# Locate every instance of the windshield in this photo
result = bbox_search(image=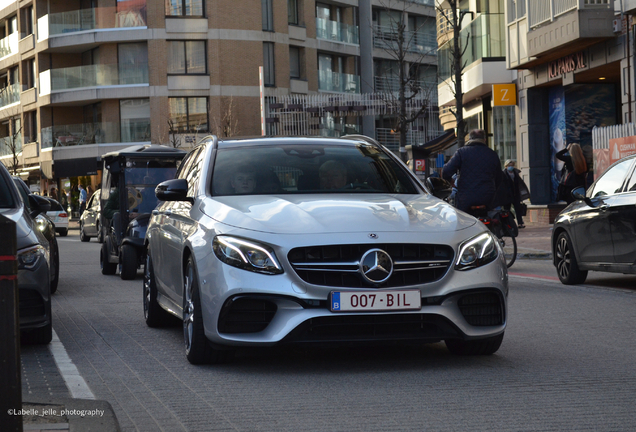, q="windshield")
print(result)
[123,160,179,213]
[212,144,419,196]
